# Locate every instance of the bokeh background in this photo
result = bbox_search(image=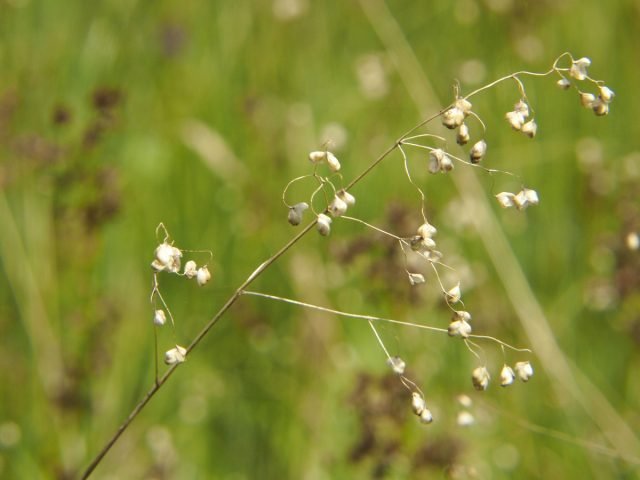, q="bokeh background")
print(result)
[1,0,639,478]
